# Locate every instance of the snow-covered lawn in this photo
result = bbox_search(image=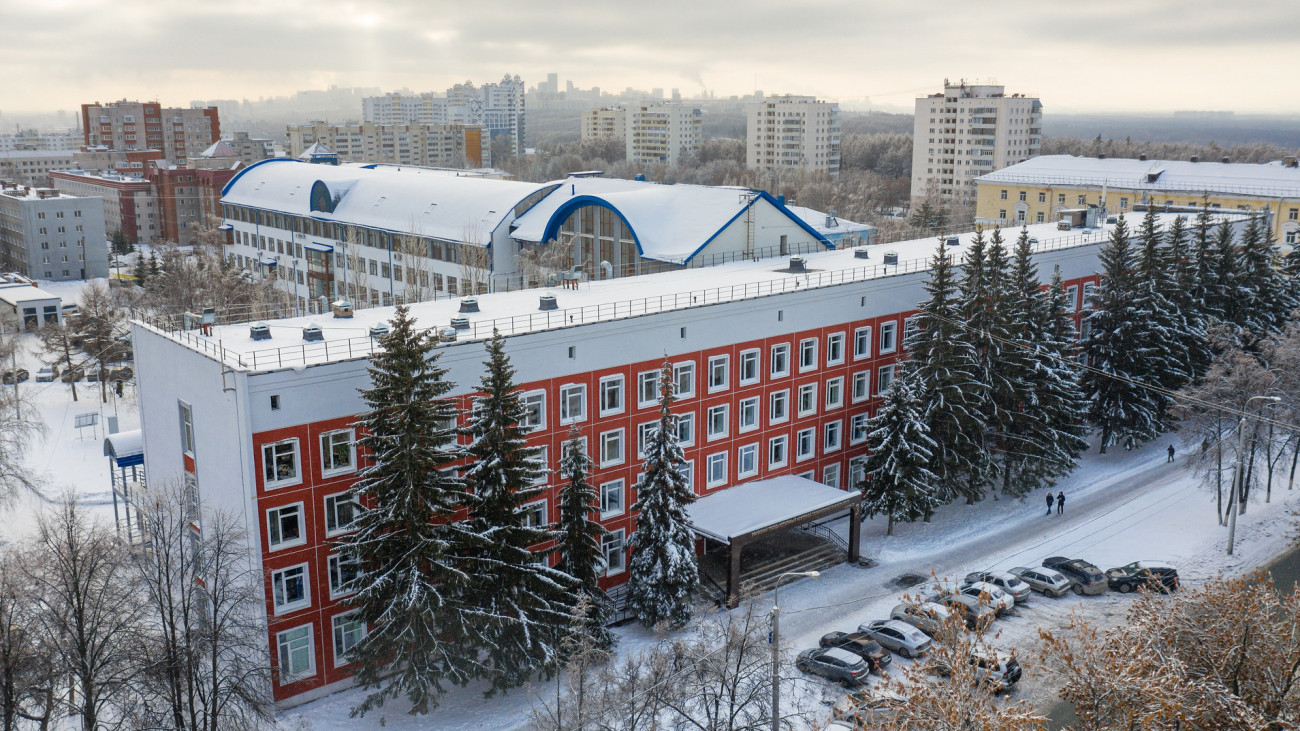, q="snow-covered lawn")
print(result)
[278,436,1300,730]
